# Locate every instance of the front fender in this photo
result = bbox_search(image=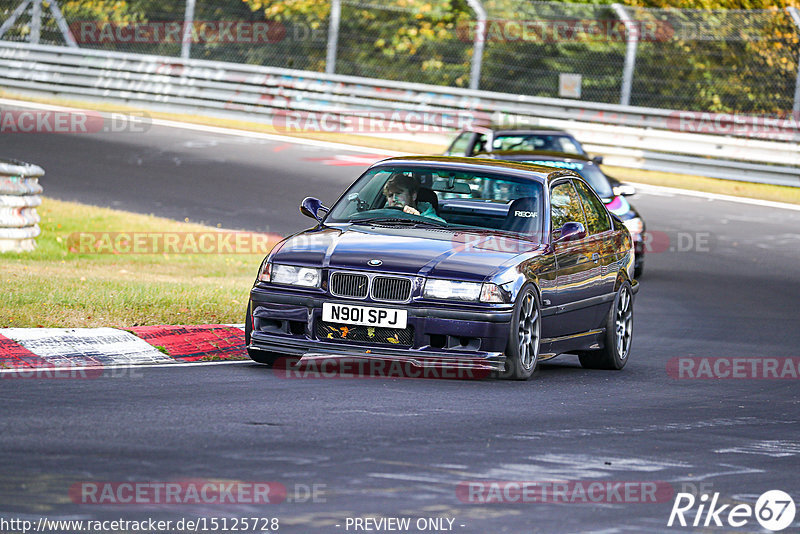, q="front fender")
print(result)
[491,253,554,304]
